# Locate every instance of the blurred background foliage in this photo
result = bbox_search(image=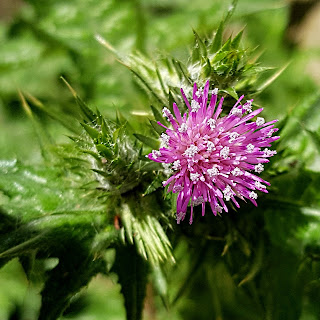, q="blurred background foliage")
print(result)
[1,0,320,319]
